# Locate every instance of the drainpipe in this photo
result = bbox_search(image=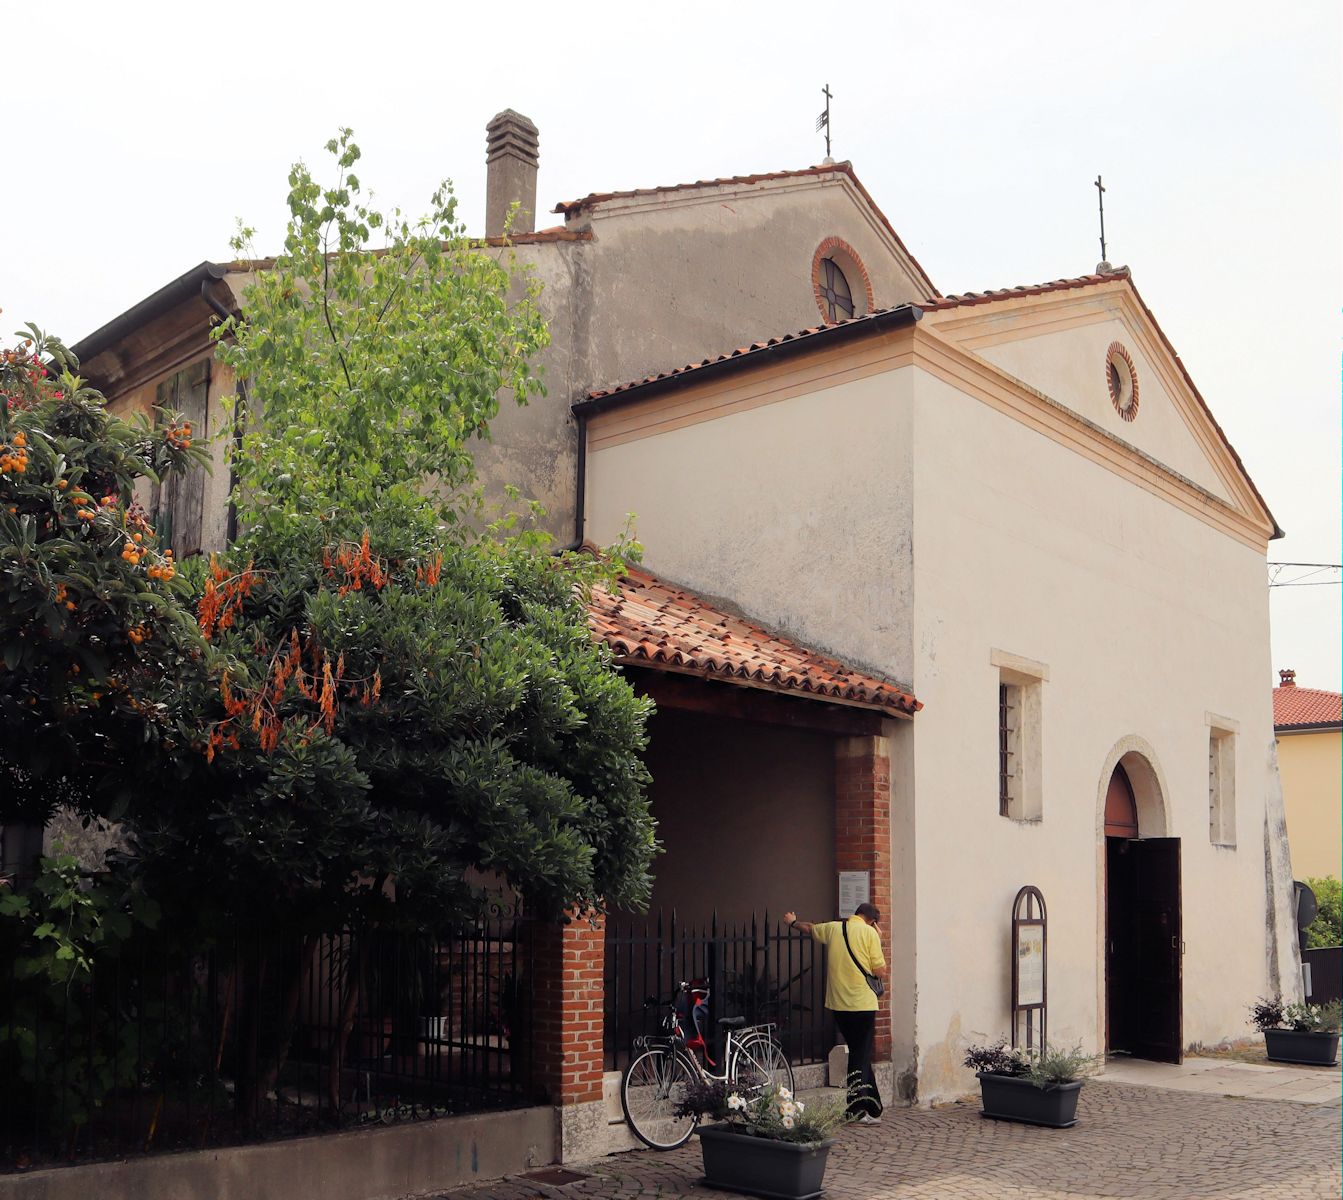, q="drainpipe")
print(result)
[556,409,588,553]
